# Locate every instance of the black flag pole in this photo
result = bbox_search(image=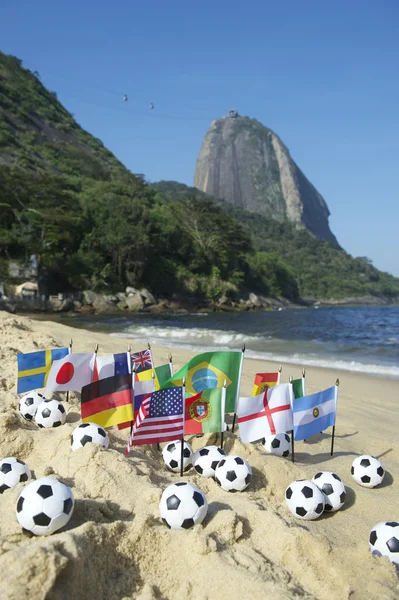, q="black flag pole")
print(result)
[331,379,339,456]
[289,375,295,461]
[180,377,186,477]
[232,344,245,434]
[65,338,72,403]
[221,379,227,450]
